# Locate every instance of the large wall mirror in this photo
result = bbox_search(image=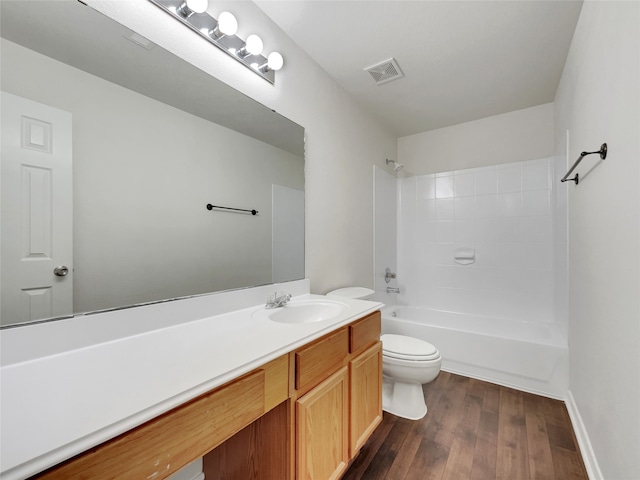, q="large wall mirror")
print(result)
[0,0,305,328]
